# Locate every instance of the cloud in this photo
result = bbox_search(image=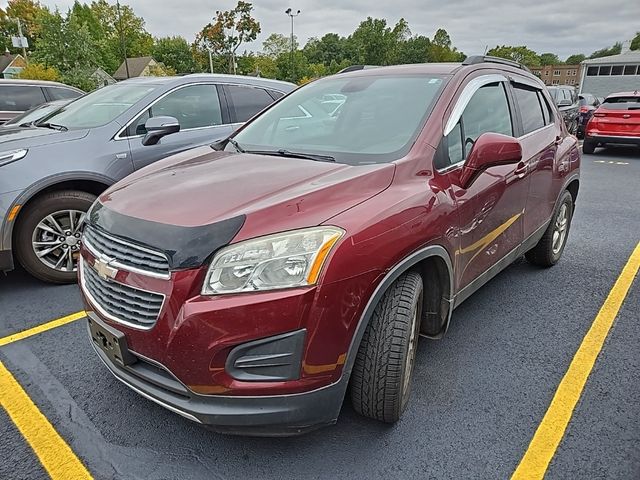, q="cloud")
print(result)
[7,0,639,60]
